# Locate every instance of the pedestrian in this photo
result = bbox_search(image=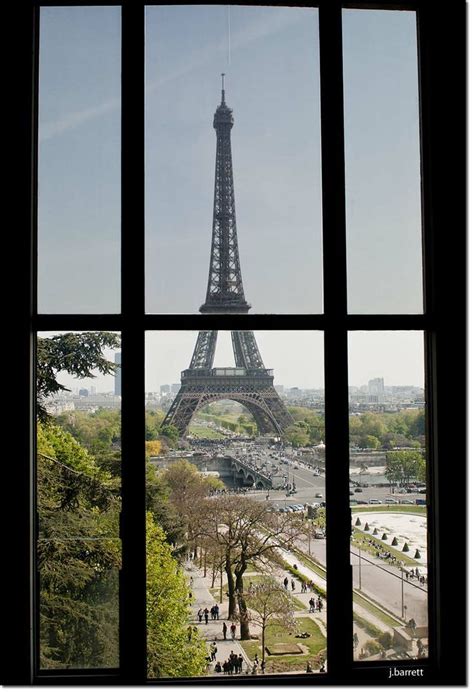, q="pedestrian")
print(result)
[260,660,266,674]
[238,653,244,673]
[320,664,326,673]
[188,591,193,600]
[204,607,209,624]
[317,597,323,612]
[251,662,258,675]
[291,579,295,592]
[197,608,203,623]
[223,660,229,675]
[283,577,289,590]
[210,605,216,620]
[187,625,192,642]
[309,597,315,613]
[210,642,217,661]
[306,661,313,673]
[190,576,193,587]
[222,622,227,640]
[214,661,222,673]
[215,604,220,620]
[230,622,236,640]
